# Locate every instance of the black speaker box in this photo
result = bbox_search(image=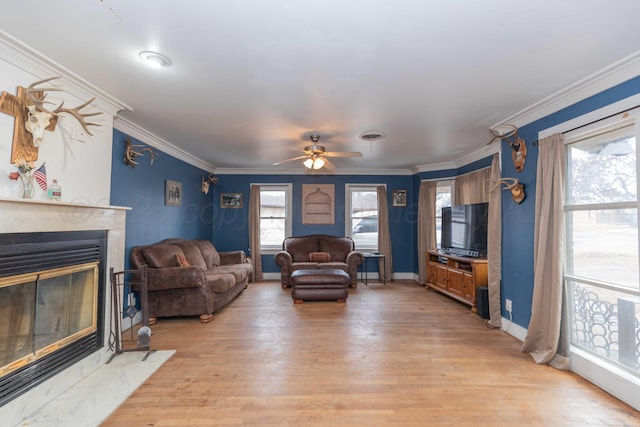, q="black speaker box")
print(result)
[477,286,489,319]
